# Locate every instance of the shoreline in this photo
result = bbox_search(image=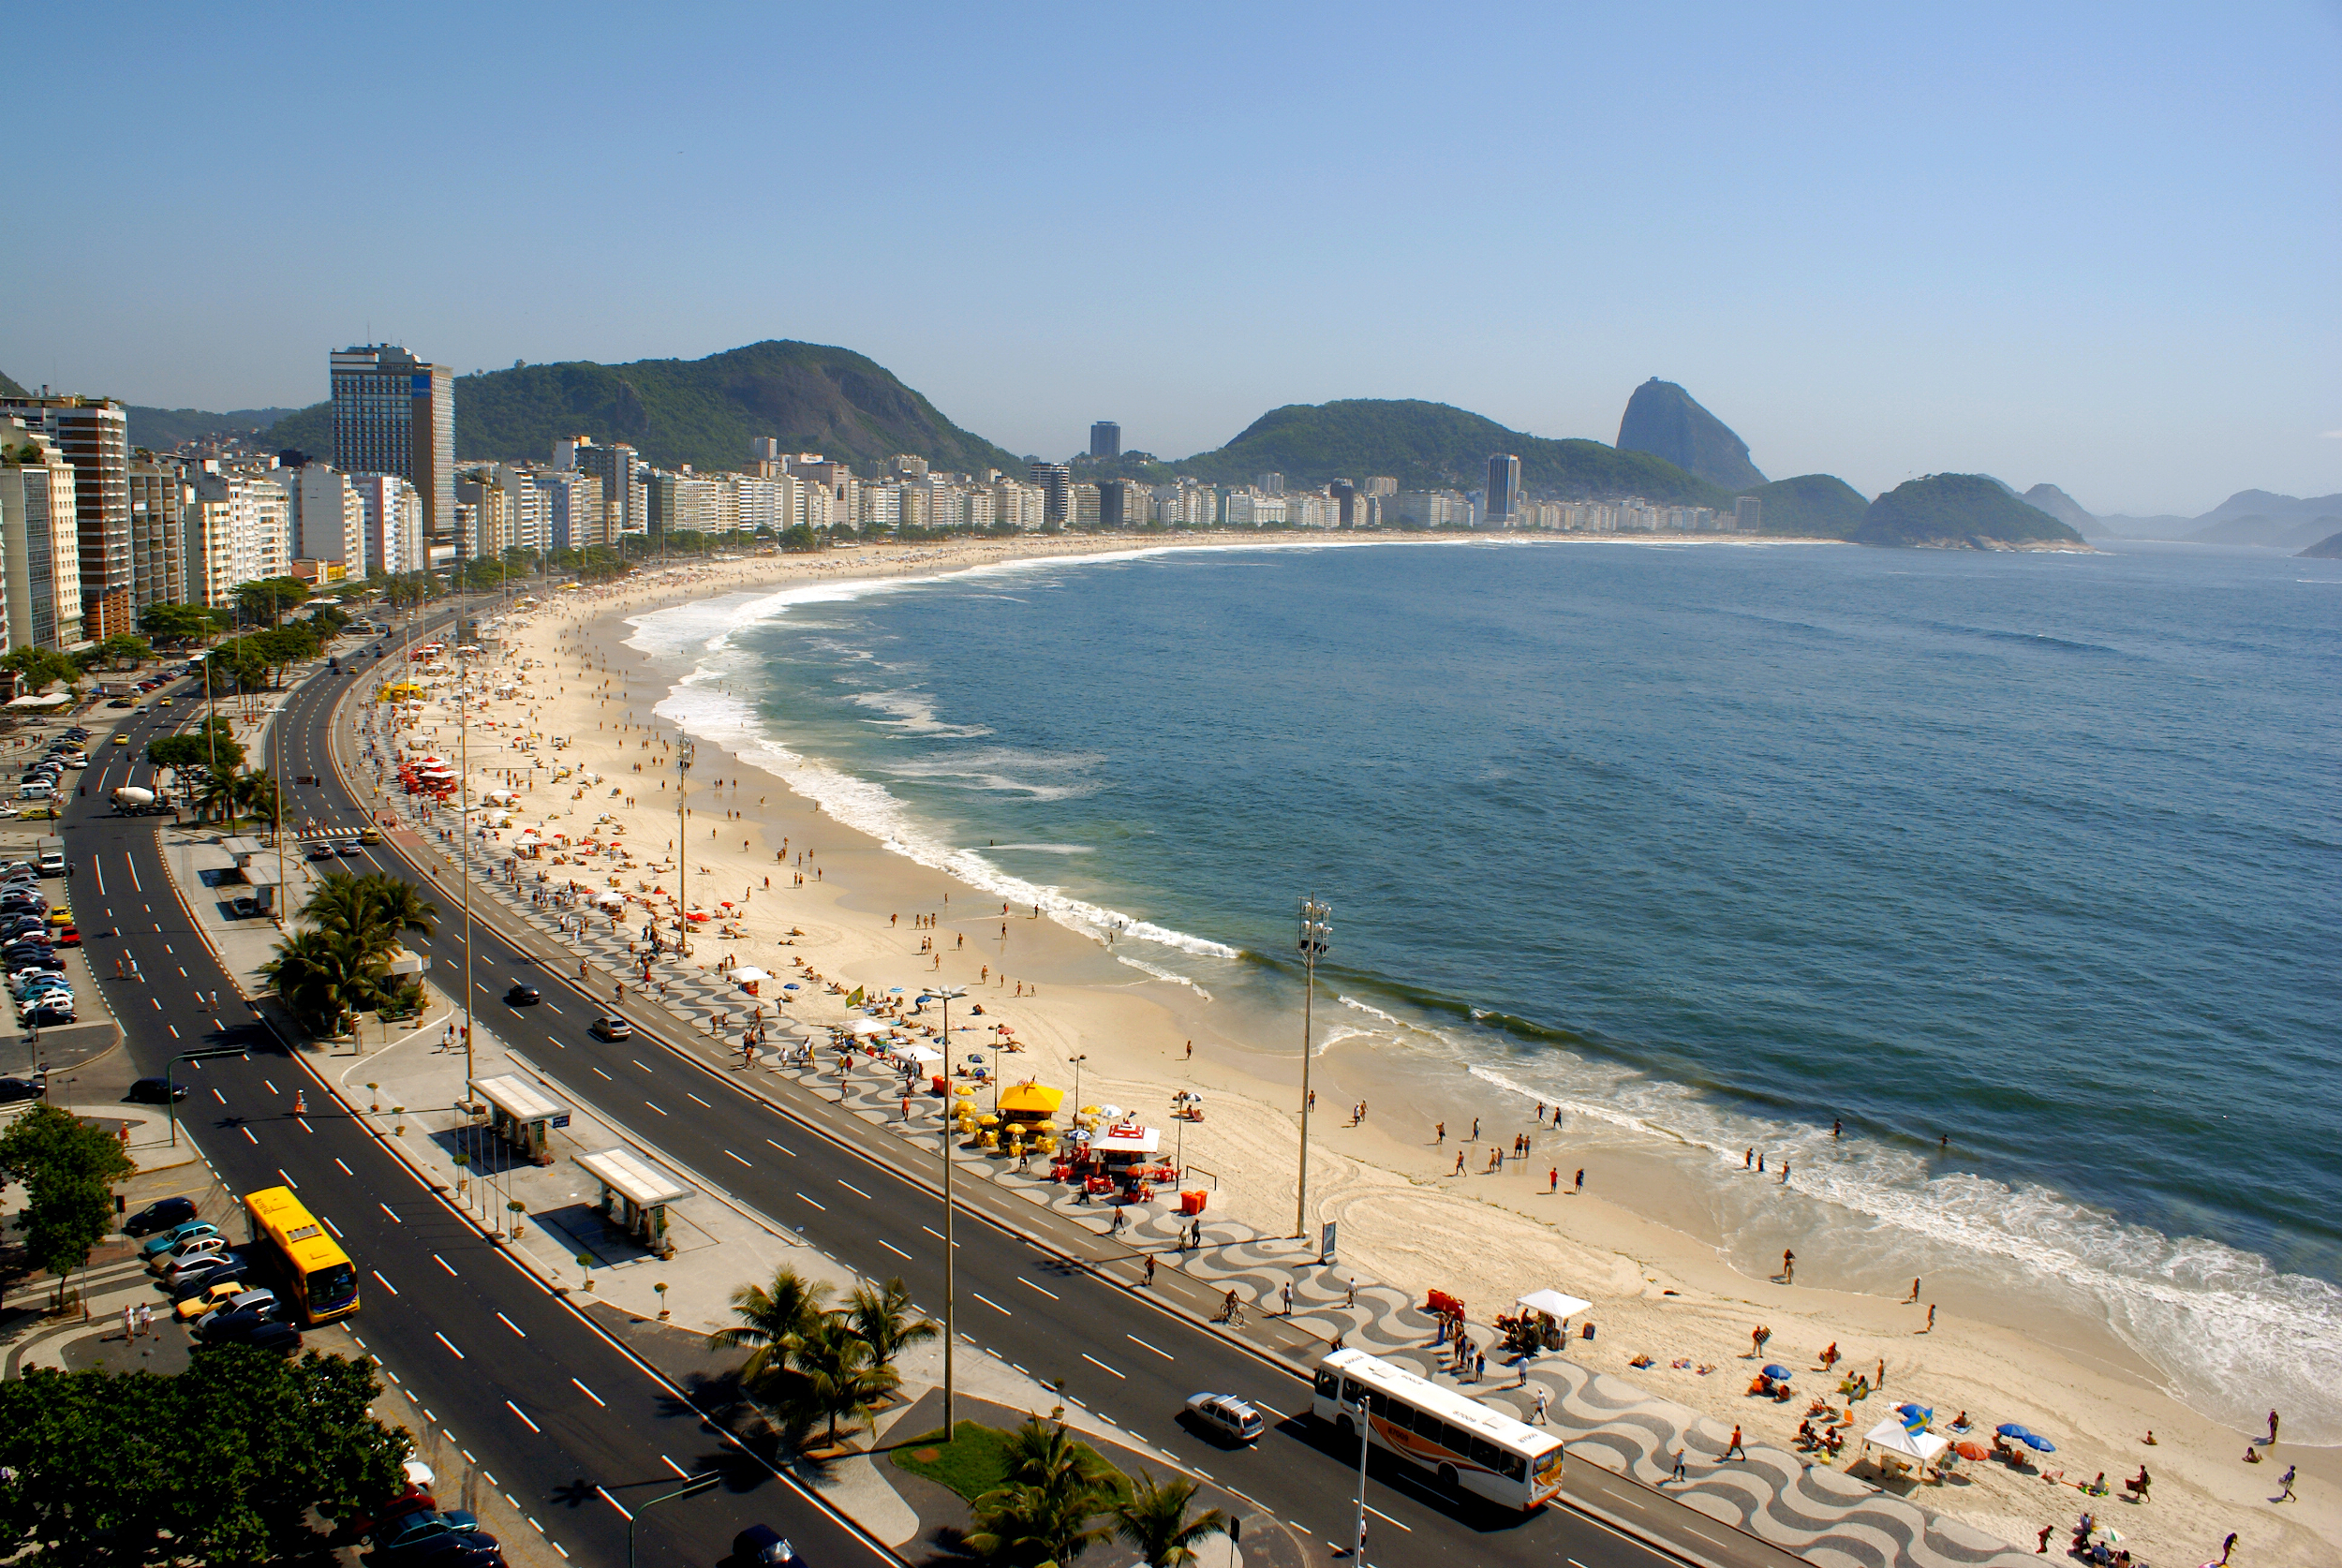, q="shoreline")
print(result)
[454,532,2333,1566]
